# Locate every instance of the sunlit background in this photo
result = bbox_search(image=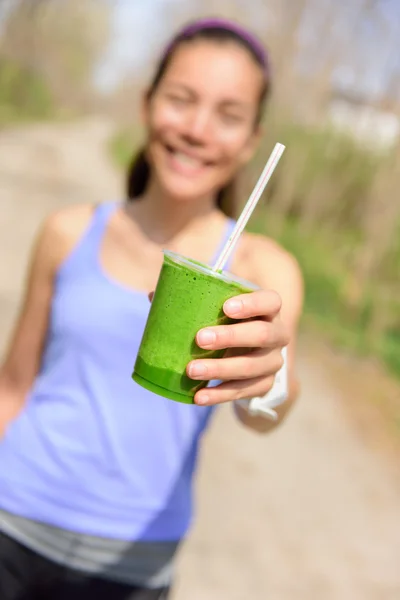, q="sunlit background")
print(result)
[0,1,399,598]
